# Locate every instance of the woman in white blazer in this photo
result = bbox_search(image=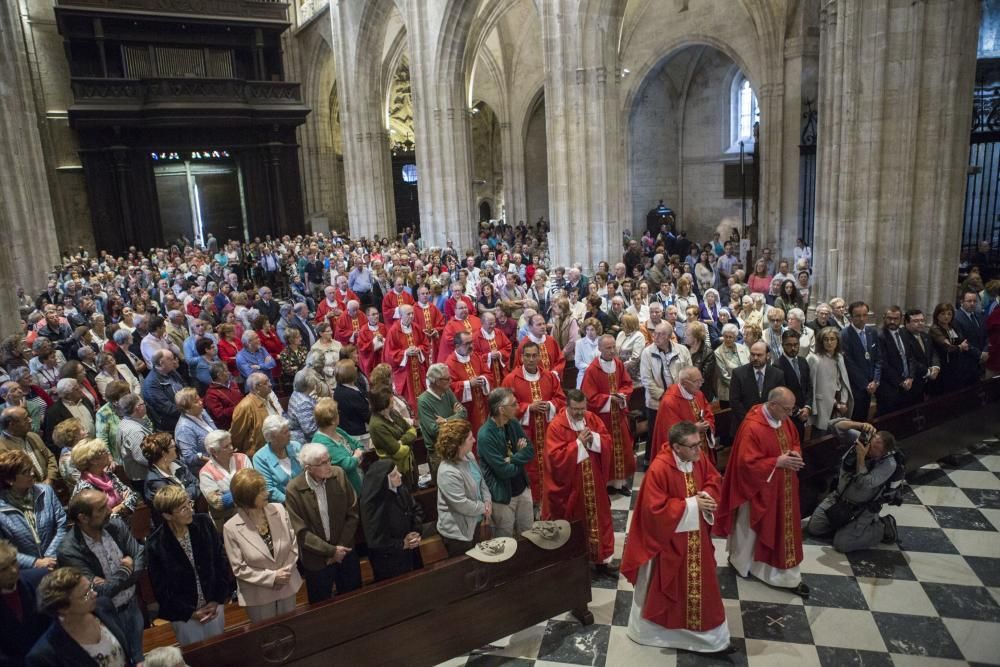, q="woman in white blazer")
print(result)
[223,468,303,623]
